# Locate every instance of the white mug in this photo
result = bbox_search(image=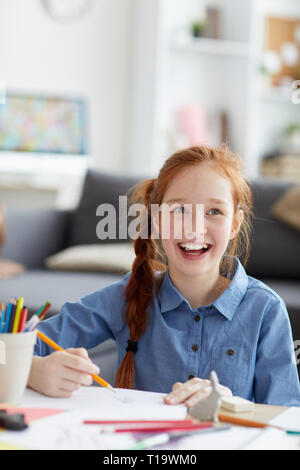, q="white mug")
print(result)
[0,331,37,404]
